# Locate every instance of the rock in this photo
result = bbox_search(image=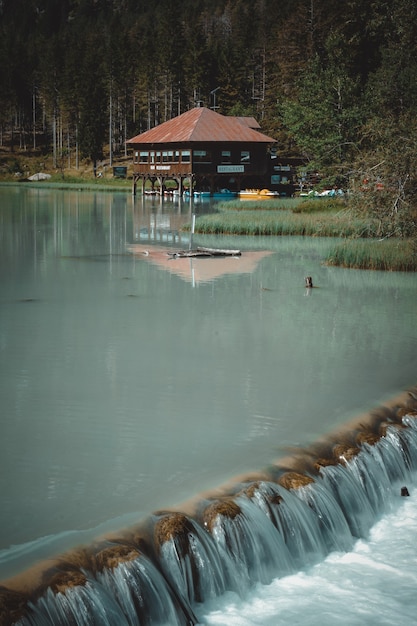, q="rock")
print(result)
[278,472,314,490]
